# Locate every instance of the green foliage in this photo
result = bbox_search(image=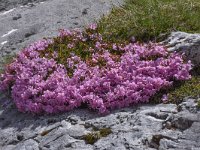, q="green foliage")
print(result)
[197,99,200,108]
[82,132,101,145]
[151,76,200,104]
[99,128,112,137]
[167,76,200,103]
[82,128,112,144]
[0,54,16,74]
[98,0,200,42]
